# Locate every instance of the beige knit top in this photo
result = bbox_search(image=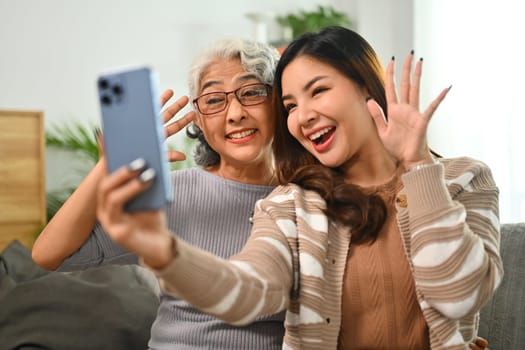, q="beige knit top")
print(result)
[155,157,503,350]
[339,170,430,349]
